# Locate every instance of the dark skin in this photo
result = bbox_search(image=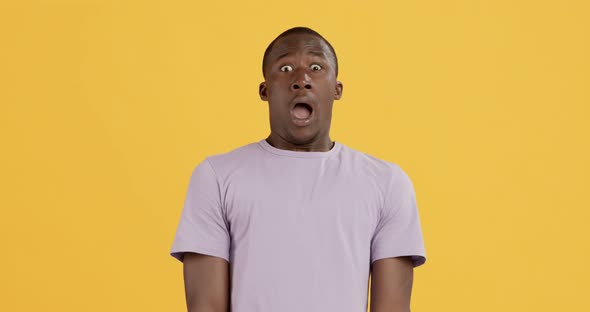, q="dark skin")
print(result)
[259,33,343,152]
[183,33,415,312]
[370,257,415,312]
[183,253,229,312]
